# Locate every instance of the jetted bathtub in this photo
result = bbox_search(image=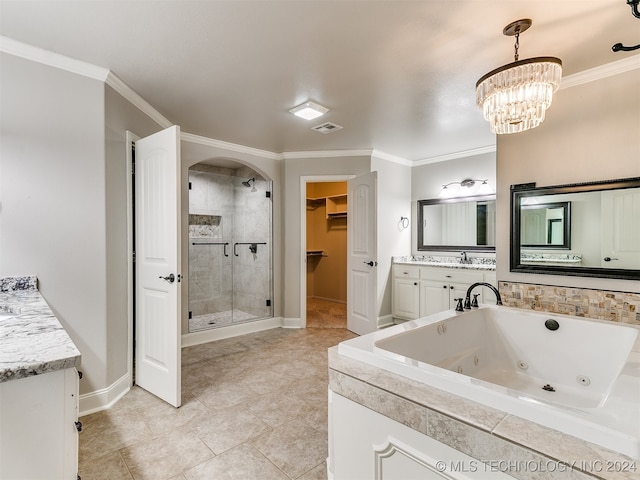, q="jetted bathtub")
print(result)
[338,305,640,459]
